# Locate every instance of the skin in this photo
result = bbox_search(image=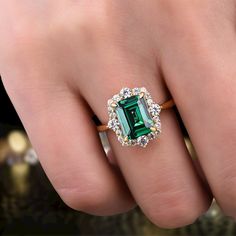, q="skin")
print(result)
[0,0,235,228]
